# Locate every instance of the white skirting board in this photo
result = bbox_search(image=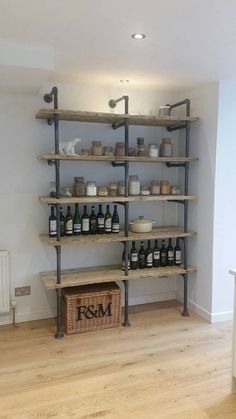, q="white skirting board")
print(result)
[0,250,10,314]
